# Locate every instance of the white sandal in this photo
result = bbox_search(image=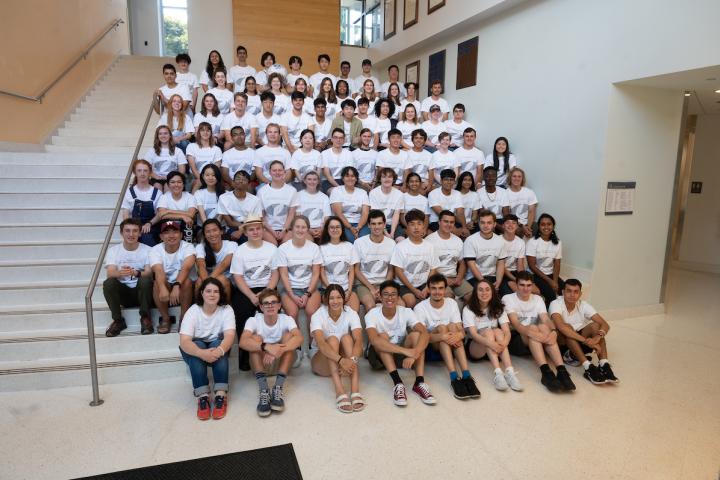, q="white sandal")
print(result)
[336,394,353,413]
[350,392,366,412]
